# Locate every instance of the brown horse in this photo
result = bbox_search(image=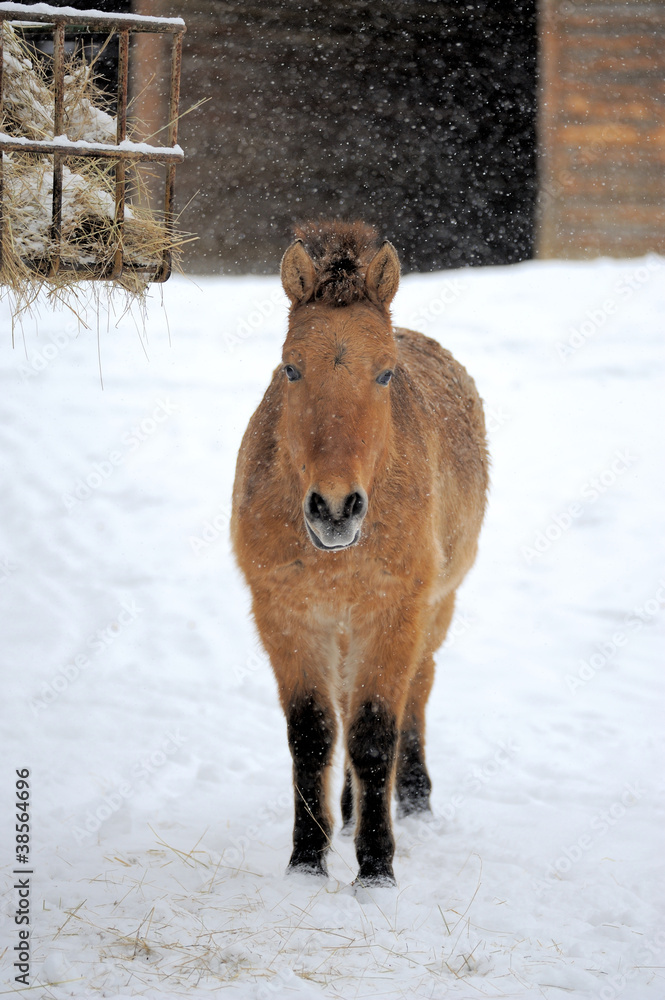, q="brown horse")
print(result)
[231,221,488,886]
